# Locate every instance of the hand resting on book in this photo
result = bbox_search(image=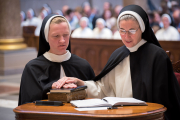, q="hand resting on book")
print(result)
[52,77,85,89]
[52,77,78,89]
